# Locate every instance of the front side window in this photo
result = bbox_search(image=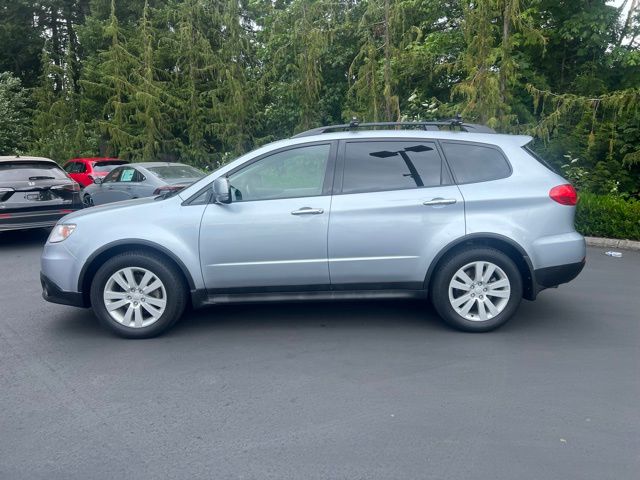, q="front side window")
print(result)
[441,142,511,184]
[103,168,122,183]
[342,141,443,194]
[228,144,330,202]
